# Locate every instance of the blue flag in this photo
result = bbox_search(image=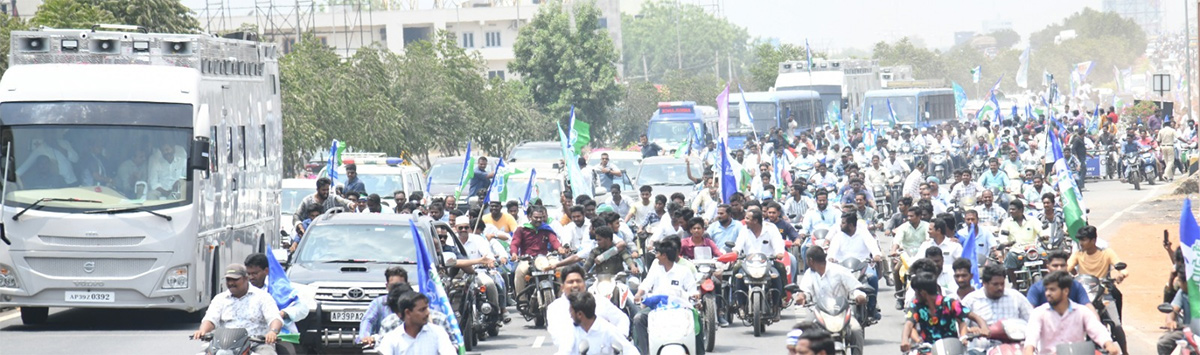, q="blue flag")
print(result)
[266,250,299,333]
[1011,105,1018,121]
[805,38,813,72]
[886,98,898,127]
[482,161,505,204]
[456,142,472,190]
[521,169,537,206]
[720,139,737,203]
[1179,199,1200,330]
[990,94,1001,124]
[958,225,982,289]
[952,82,967,118]
[411,223,466,354]
[326,139,340,181]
